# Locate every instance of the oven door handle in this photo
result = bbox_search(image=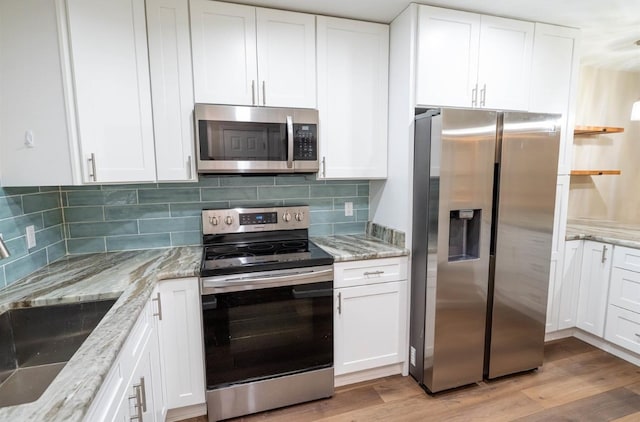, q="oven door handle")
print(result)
[201,267,333,294]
